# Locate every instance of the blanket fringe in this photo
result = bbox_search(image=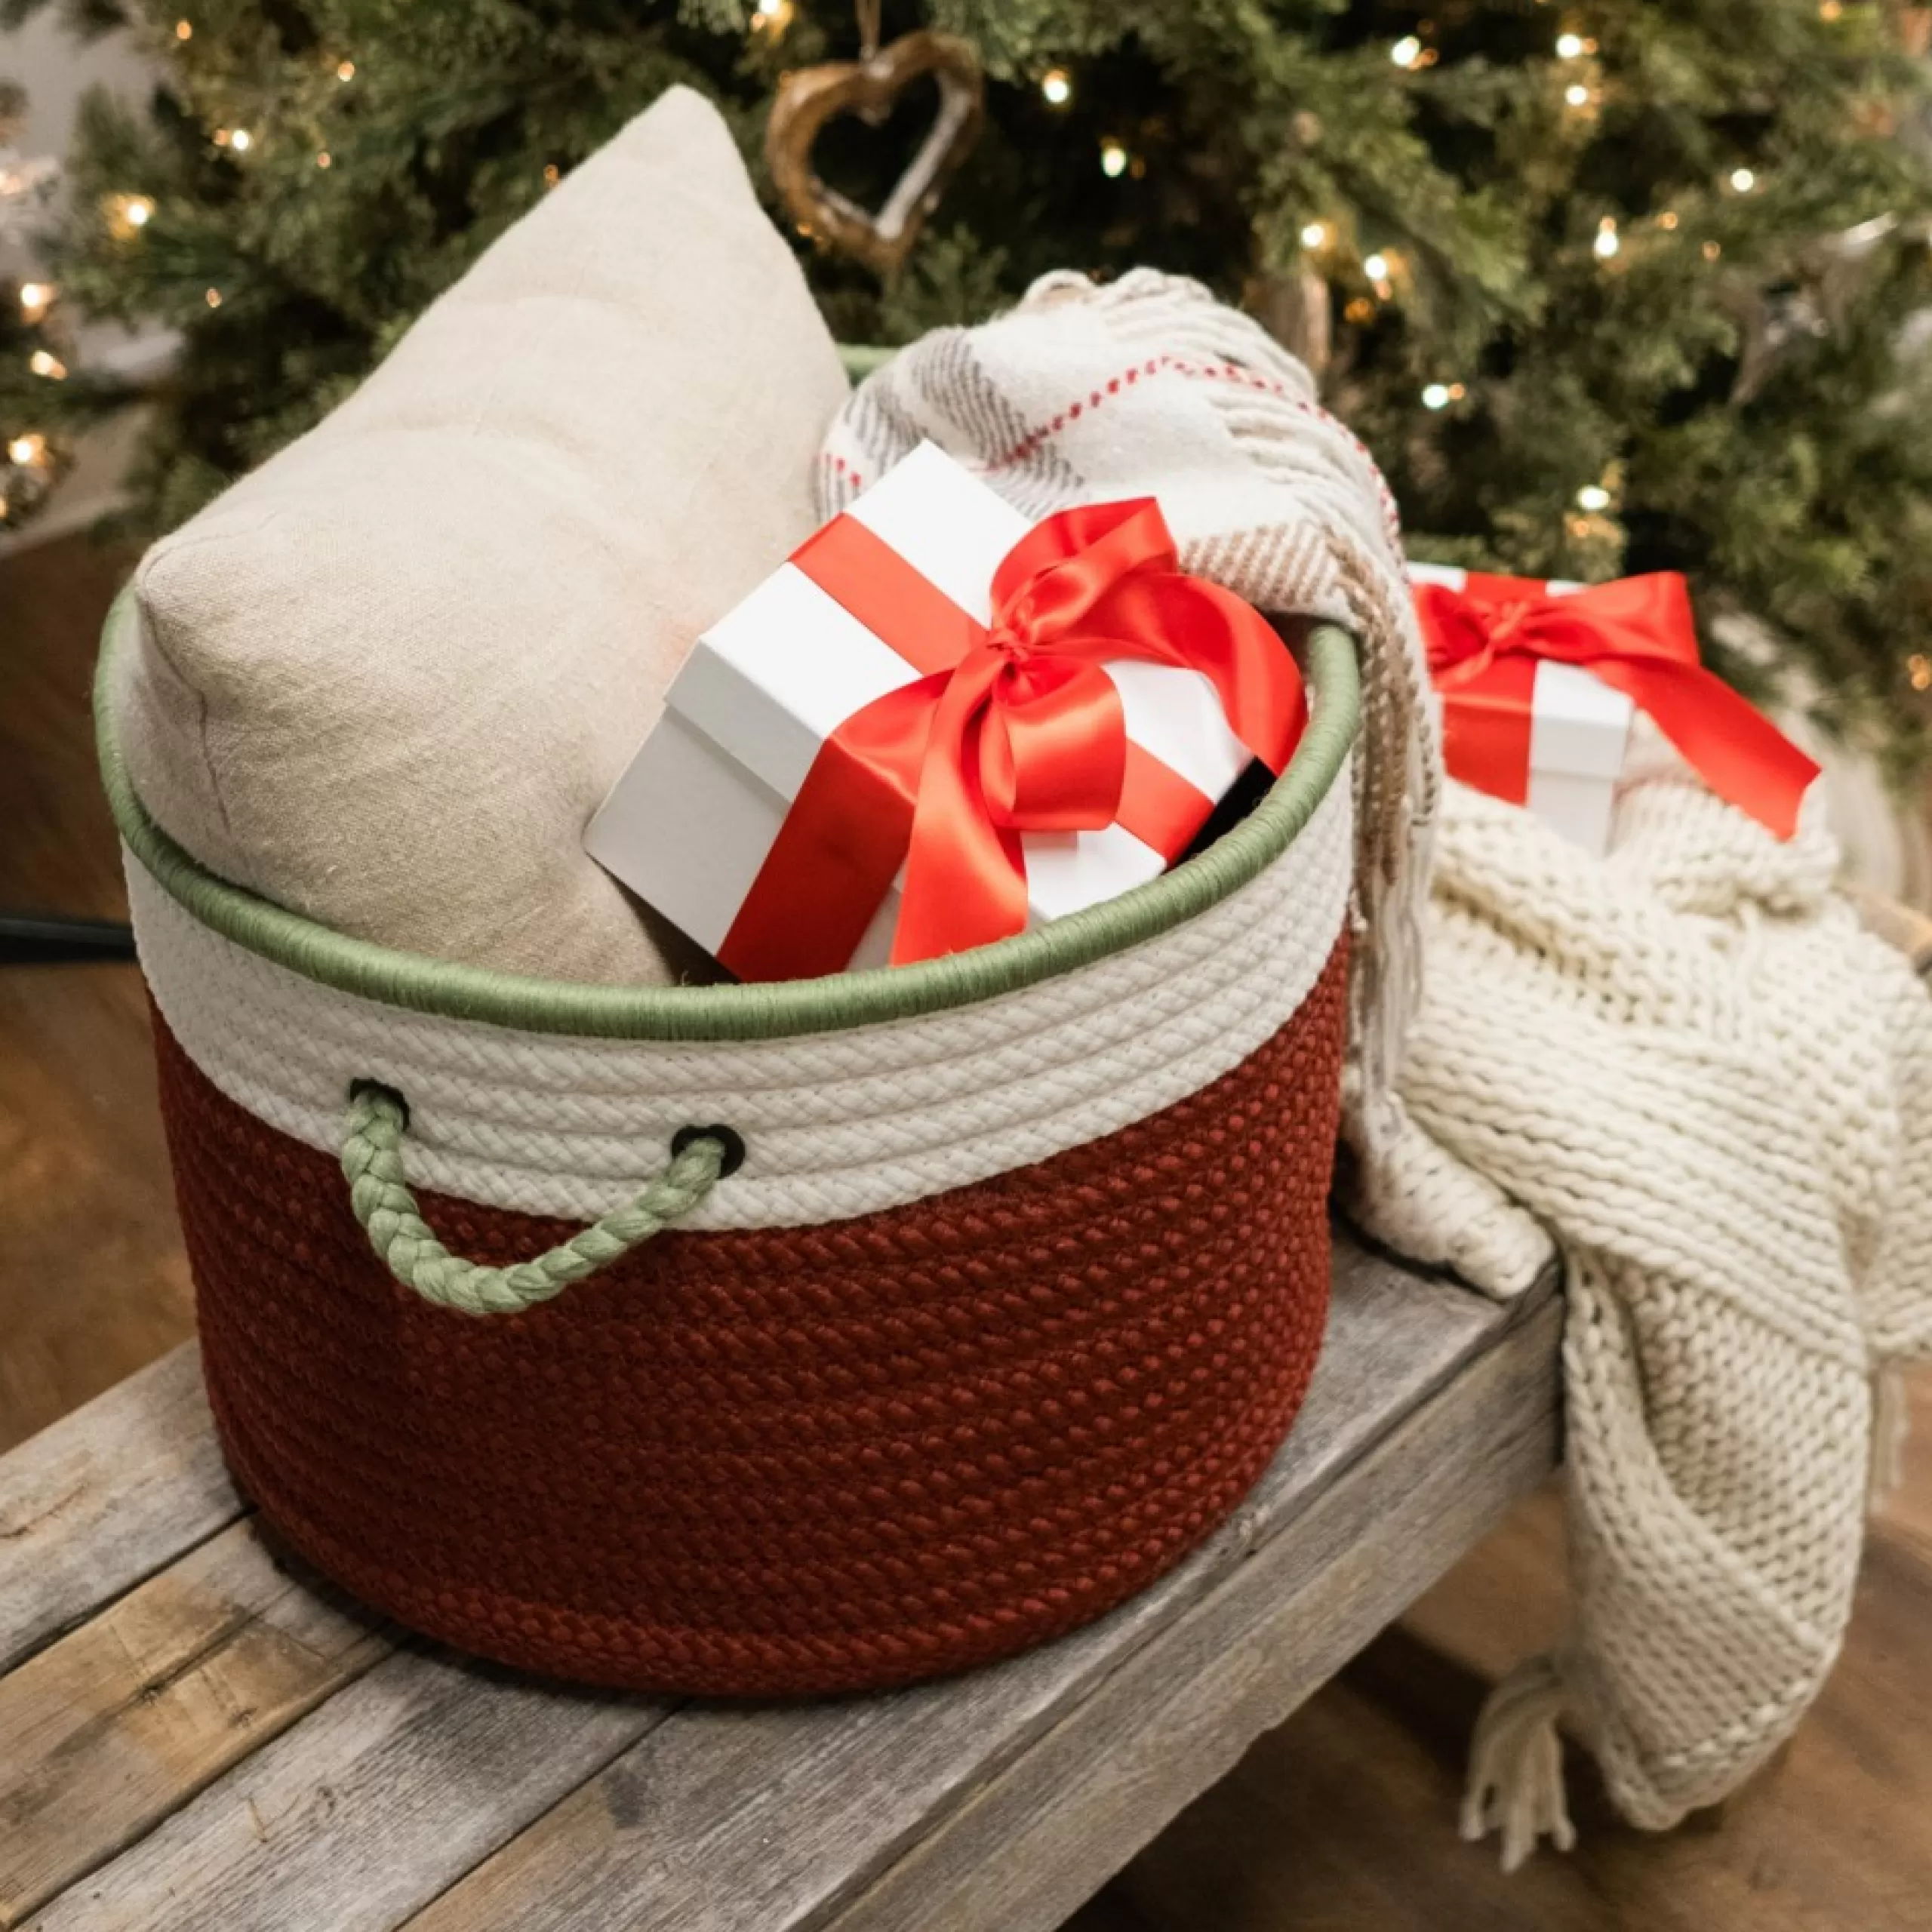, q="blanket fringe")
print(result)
[1461,1654,1577,1872]
[1869,1359,1912,1509]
